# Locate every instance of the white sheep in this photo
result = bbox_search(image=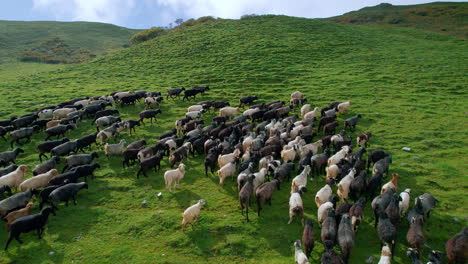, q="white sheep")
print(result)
[290,91,304,99]
[104,139,126,157]
[114,91,132,100]
[0,165,28,189]
[100,95,115,105]
[325,164,341,183]
[294,240,310,264]
[19,169,59,192]
[300,104,311,118]
[241,149,251,162]
[291,165,310,194]
[324,108,336,118]
[74,99,92,107]
[337,101,352,114]
[218,149,241,168]
[377,245,392,264]
[303,107,320,120]
[38,109,53,119]
[217,162,236,185]
[290,124,304,139]
[181,199,206,231]
[399,188,411,216]
[187,105,203,112]
[243,108,260,118]
[299,140,323,159]
[331,133,344,145]
[287,136,305,148]
[327,145,351,166]
[185,110,203,119]
[145,97,161,109]
[219,107,240,118]
[315,183,333,208]
[165,139,177,152]
[242,133,254,152]
[52,108,75,119]
[259,155,273,170]
[281,145,298,163]
[337,168,356,200]
[288,189,305,225]
[317,201,334,227]
[253,168,267,191]
[164,163,186,193]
